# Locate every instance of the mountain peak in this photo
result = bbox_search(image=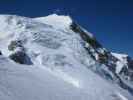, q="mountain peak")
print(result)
[0,14,133,100]
[34,14,72,29]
